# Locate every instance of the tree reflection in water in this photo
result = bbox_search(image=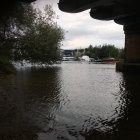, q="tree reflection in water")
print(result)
[0,66,62,140]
